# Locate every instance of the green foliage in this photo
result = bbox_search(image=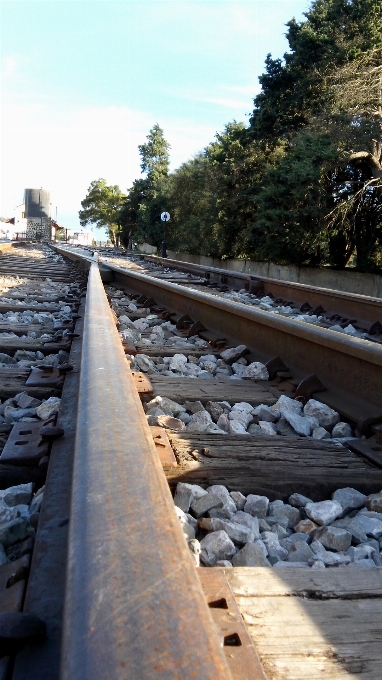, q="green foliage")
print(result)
[79,179,127,245]
[138,123,170,182]
[120,124,171,248]
[249,131,337,265]
[249,0,382,142]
